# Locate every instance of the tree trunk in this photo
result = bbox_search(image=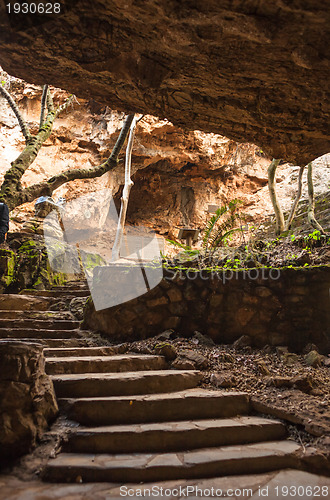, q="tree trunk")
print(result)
[307,162,326,234]
[285,165,304,230]
[111,115,138,261]
[39,85,49,130]
[0,108,56,209]
[268,158,285,234]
